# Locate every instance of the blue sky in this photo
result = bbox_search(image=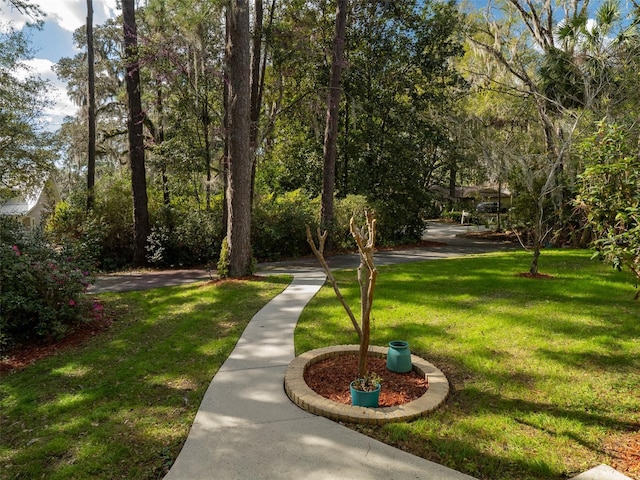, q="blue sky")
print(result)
[0,0,118,130]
